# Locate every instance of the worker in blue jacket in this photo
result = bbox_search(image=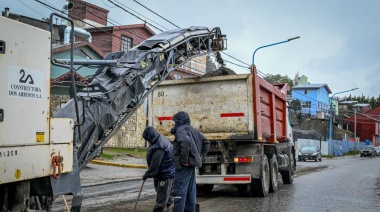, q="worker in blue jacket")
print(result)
[142,126,176,212]
[170,111,210,212]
